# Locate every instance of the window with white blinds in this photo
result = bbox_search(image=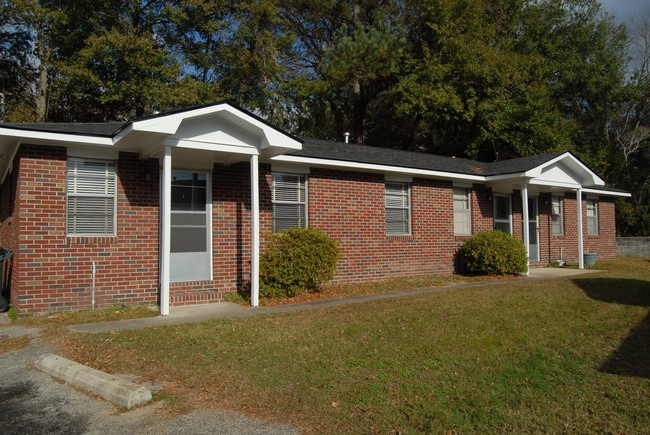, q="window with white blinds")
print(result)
[587,198,598,236]
[453,187,471,235]
[272,173,307,231]
[385,182,410,235]
[67,158,117,236]
[551,195,563,235]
